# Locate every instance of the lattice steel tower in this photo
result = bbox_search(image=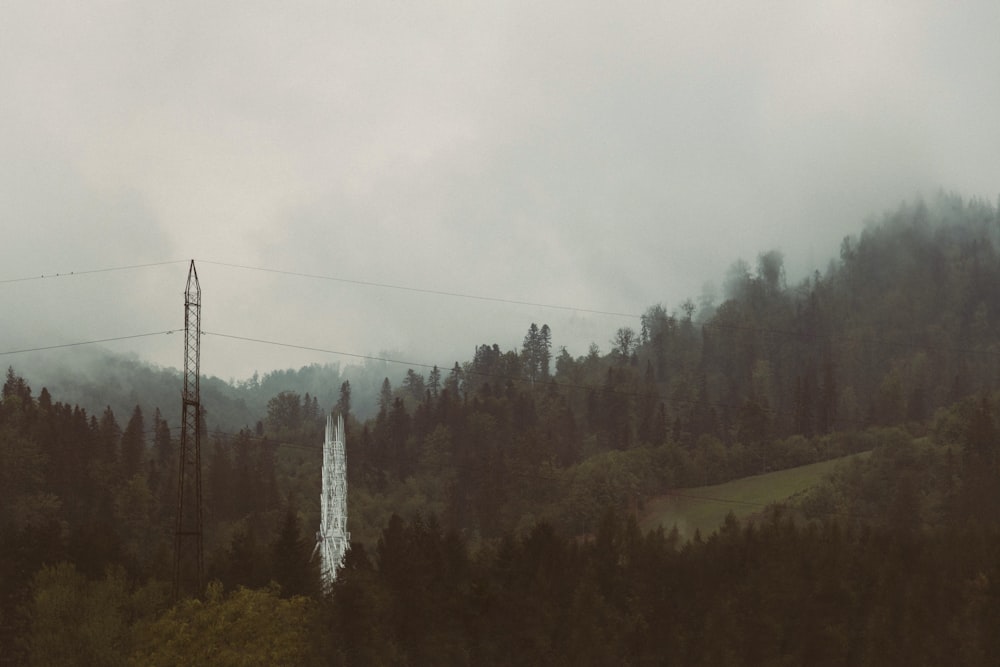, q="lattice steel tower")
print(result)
[315,413,349,588]
[174,260,203,598]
